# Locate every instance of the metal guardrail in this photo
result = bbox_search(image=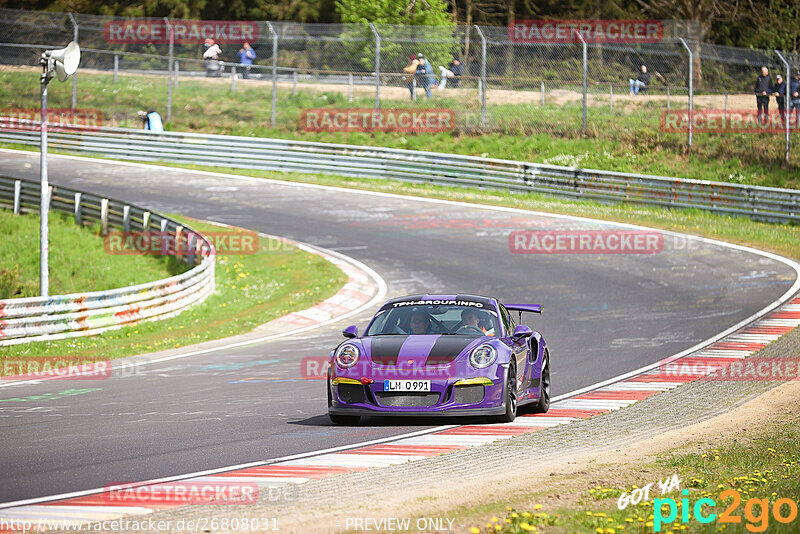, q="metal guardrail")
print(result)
[0,175,215,346]
[0,122,798,224]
